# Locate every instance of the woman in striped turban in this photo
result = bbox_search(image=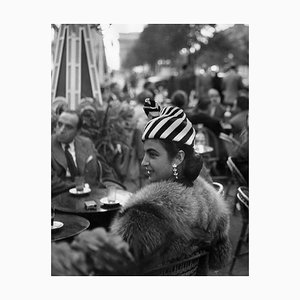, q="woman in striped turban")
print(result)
[110,99,231,274]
